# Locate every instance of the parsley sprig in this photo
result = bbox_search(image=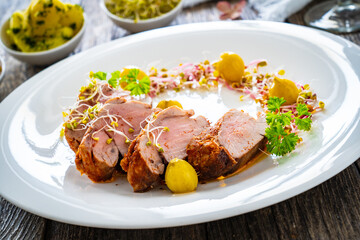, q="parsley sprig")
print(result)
[119,69,150,96]
[265,97,312,156]
[92,69,150,96]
